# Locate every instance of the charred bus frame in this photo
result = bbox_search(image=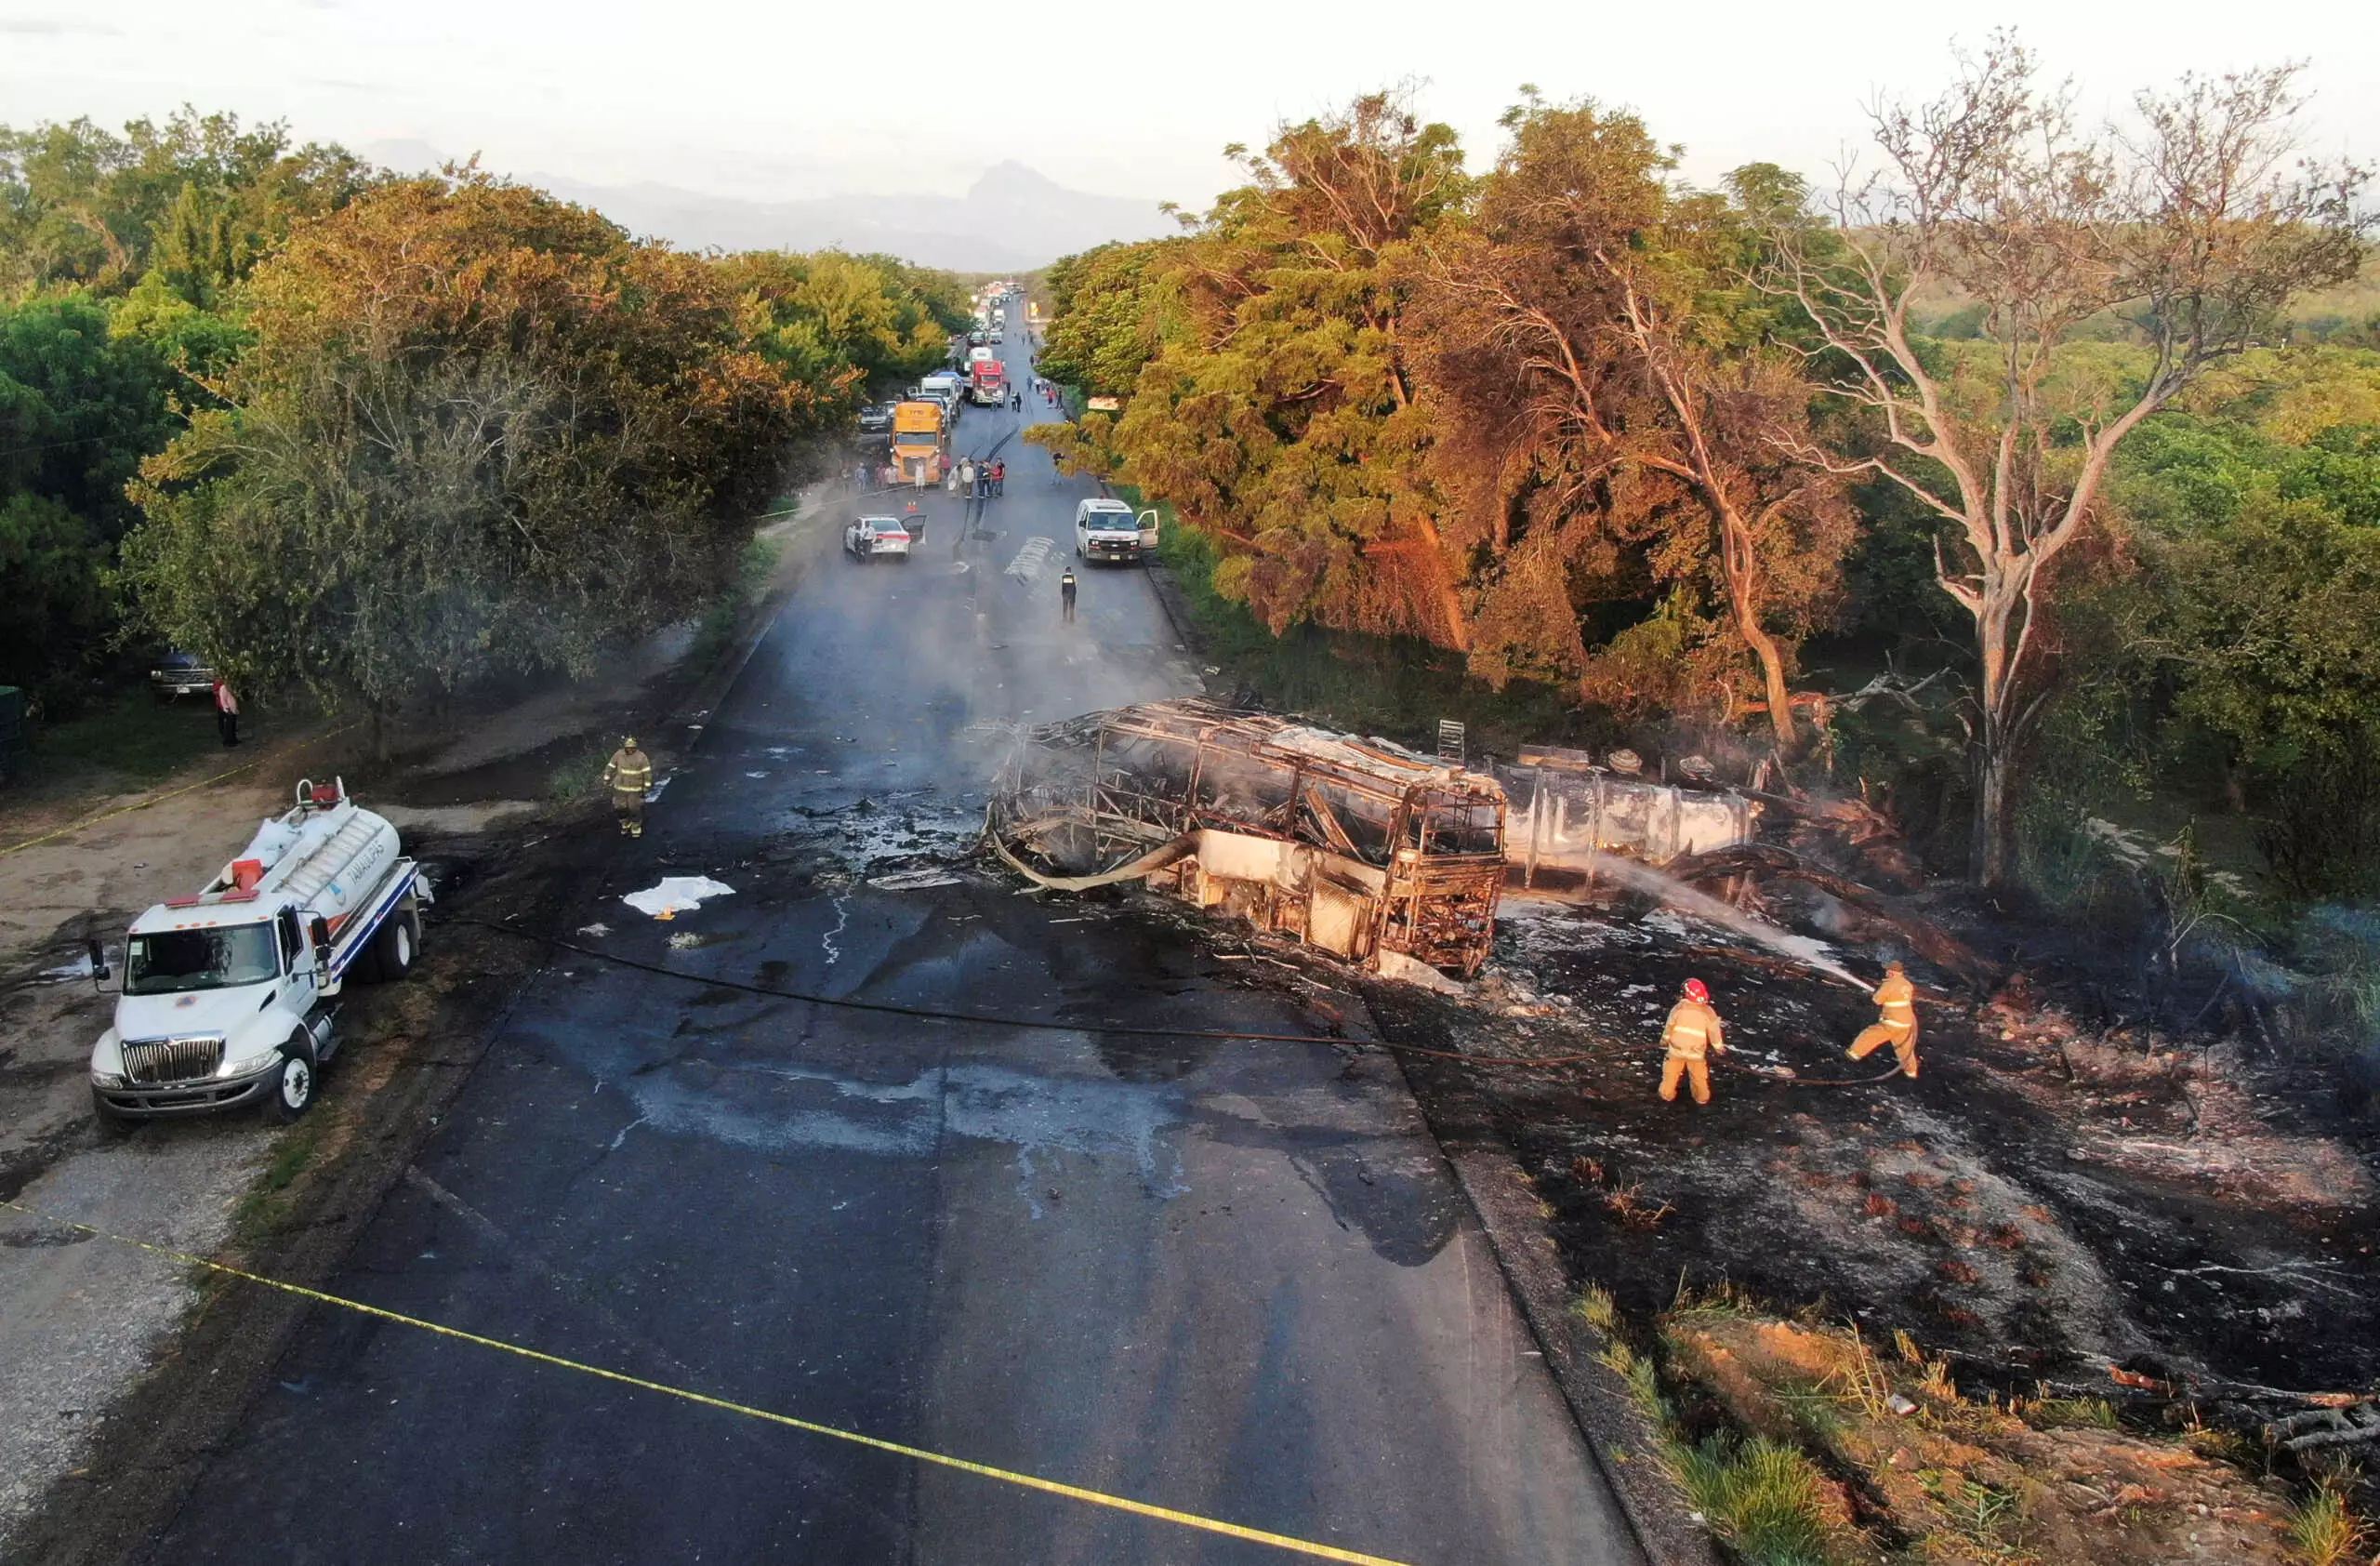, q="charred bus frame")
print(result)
[992,700,1507,978]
